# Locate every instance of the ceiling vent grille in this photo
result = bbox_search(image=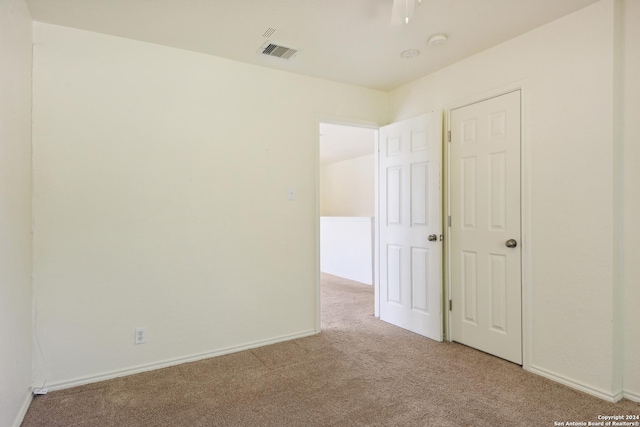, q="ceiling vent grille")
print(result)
[260,42,298,60]
[262,27,276,38]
